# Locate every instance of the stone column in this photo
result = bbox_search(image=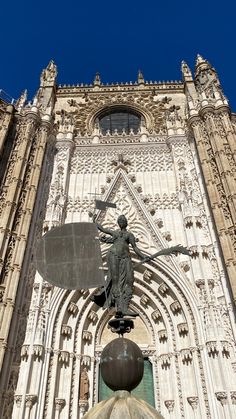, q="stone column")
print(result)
[54,398,65,419]
[79,400,89,418]
[0,107,39,267]
[44,112,74,229]
[189,115,236,301]
[187,396,199,419]
[25,394,37,419]
[0,104,14,157]
[0,114,52,373]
